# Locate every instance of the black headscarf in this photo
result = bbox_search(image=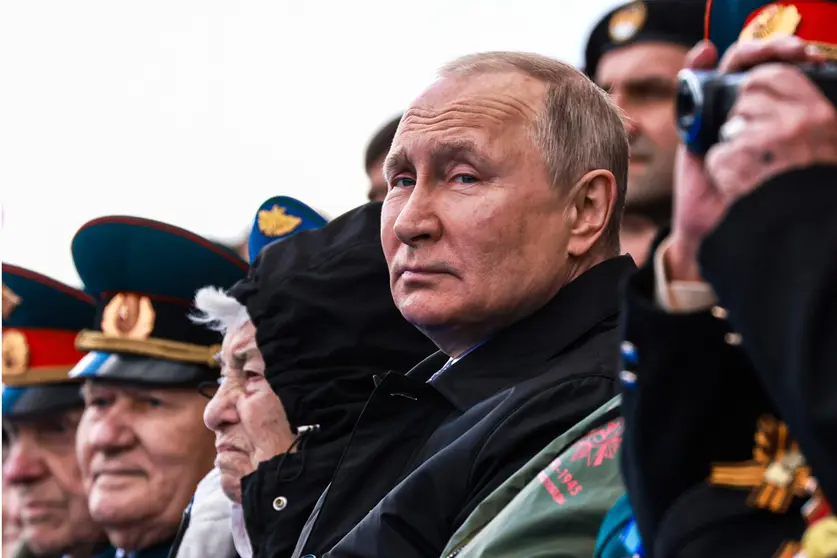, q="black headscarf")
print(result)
[229,202,437,446]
